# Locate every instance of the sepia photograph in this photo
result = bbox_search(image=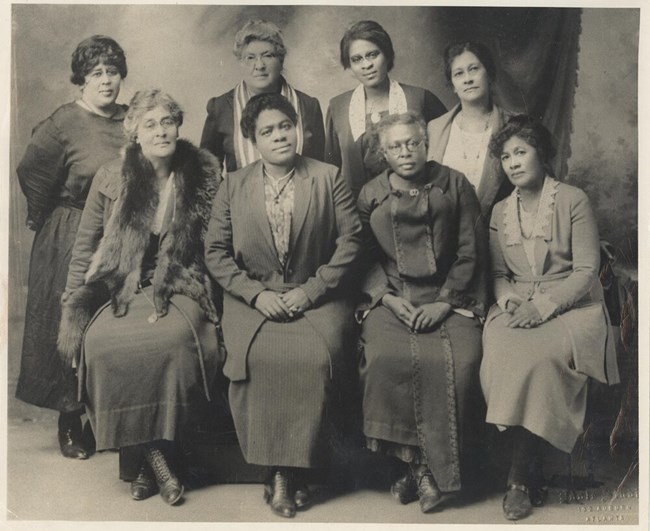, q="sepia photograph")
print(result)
[3,1,646,528]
